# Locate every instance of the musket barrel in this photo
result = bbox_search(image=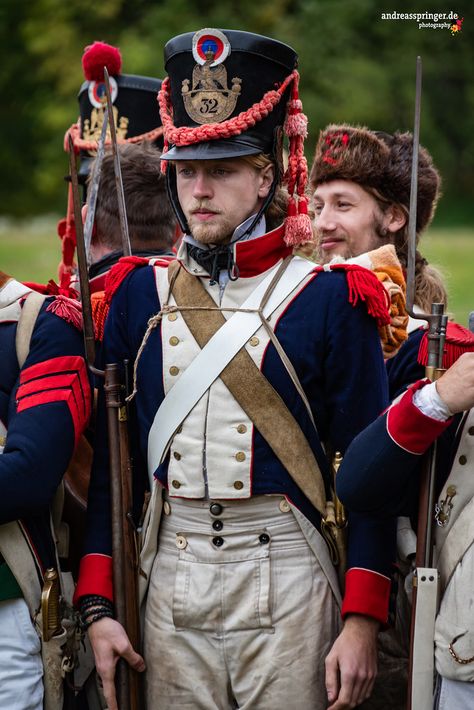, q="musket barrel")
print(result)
[406,56,422,316]
[68,135,96,369]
